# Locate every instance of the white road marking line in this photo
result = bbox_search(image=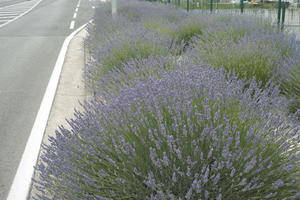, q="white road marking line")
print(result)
[3,9,27,12]
[6,6,34,9]
[0,0,42,29]
[75,7,78,12]
[0,13,18,16]
[0,11,22,14]
[73,12,77,19]
[0,16,14,19]
[0,0,35,10]
[4,5,37,10]
[69,20,75,29]
[6,22,89,200]
[92,6,95,9]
